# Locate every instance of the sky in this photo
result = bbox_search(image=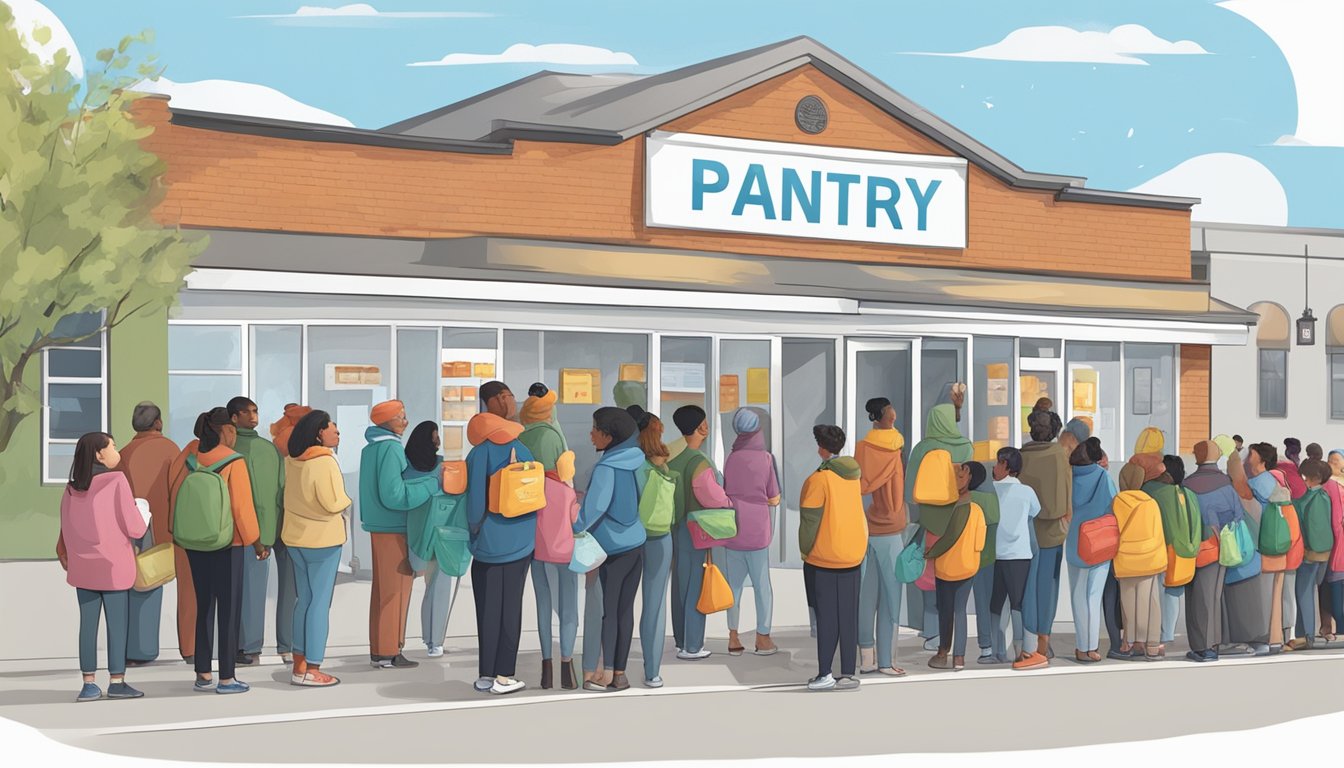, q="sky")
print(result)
[9,0,1342,229]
